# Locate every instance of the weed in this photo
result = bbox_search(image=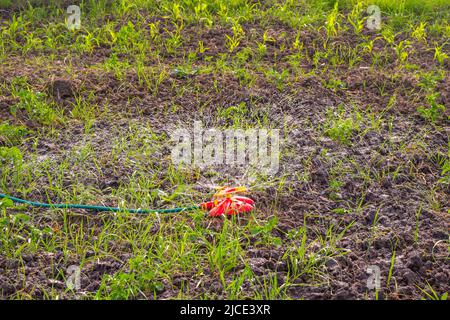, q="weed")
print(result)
[347,0,365,34]
[417,93,446,123]
[0,123,28,146]
[10,85,59,125]
[411,22,427,43]
[324,2,341,41]
[0,146,22,167]
[434,45,449,65]
[324,105,362,144]
[265,68,290,91]
[387,249,396,287]
[103,53,131,81]
[218,102,249,127]
[418,281,448,300]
